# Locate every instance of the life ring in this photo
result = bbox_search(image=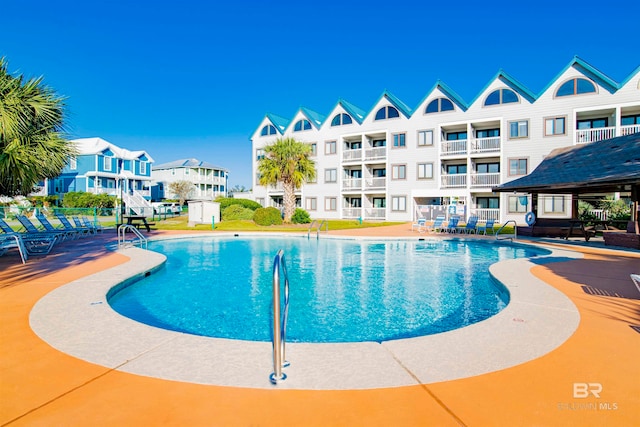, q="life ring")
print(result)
[525,211,536,226]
